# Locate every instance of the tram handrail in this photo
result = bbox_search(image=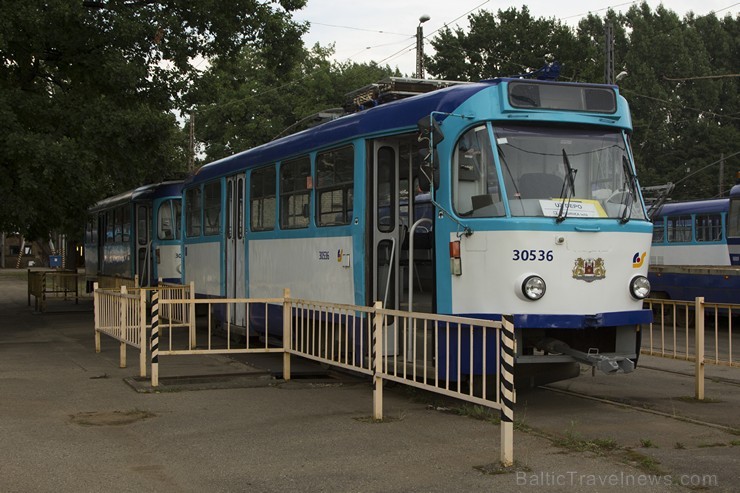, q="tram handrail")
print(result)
[407,217,433,312]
